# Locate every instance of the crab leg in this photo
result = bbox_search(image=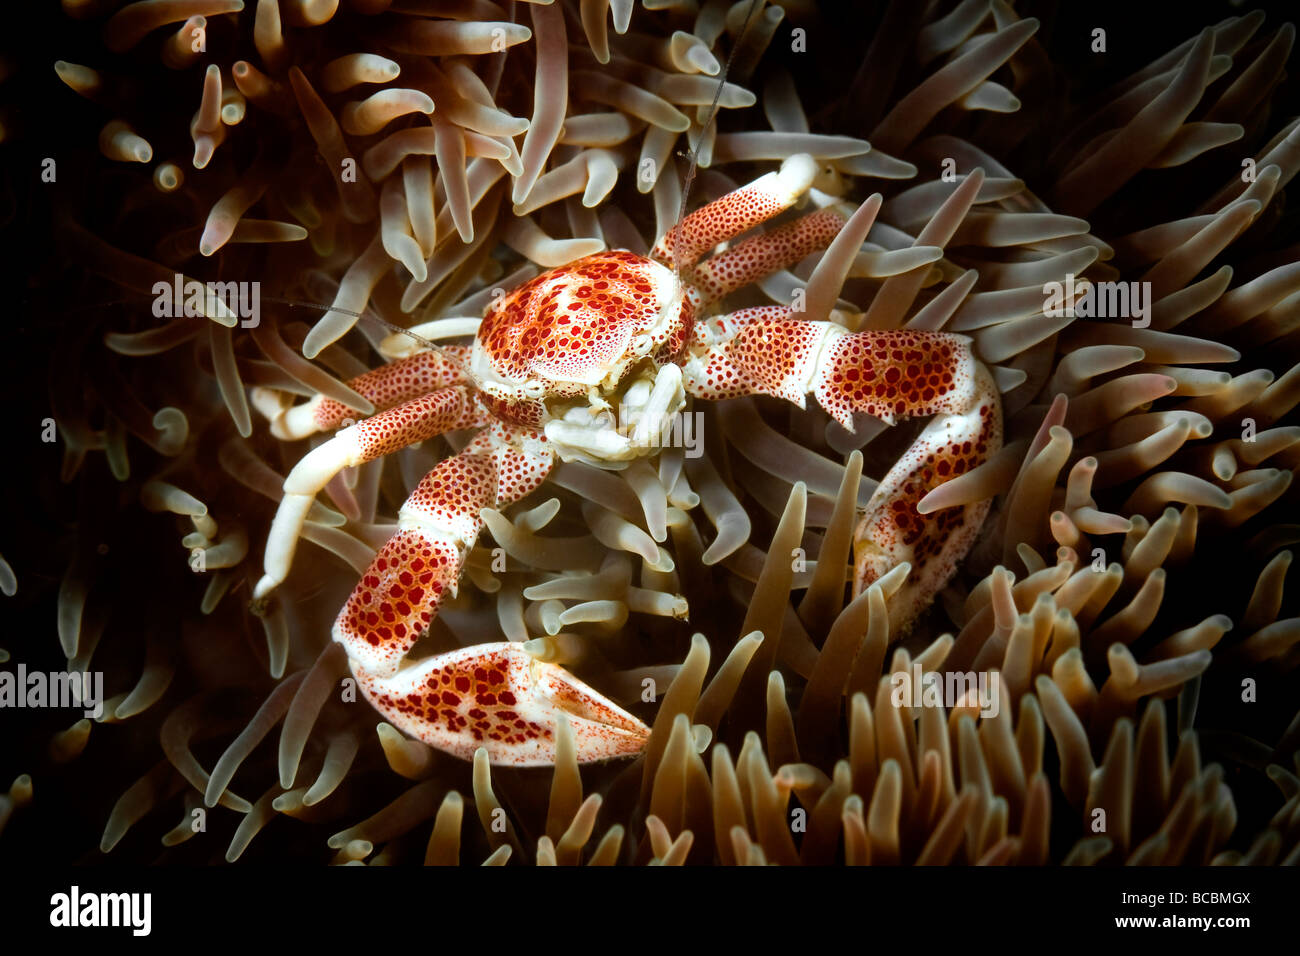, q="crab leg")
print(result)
[651,152,819,271]
[685,318,1002,631]
[254,386,488,599]
[689,207,847,303]
[852,362,1001,632]
[251,345,470,440]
